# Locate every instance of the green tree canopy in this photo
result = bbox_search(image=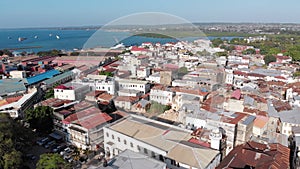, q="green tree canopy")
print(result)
[70,51,80,56]
[25,106,54,133]
[264,54,277,65]
[0,114,23,169]
[37,153,71,169]
[211,38,224,47]
[99,71,114,77]
[147,101,171,115]
[242,48,256,55]
[37,49,61,56]
[215,51,228,57]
